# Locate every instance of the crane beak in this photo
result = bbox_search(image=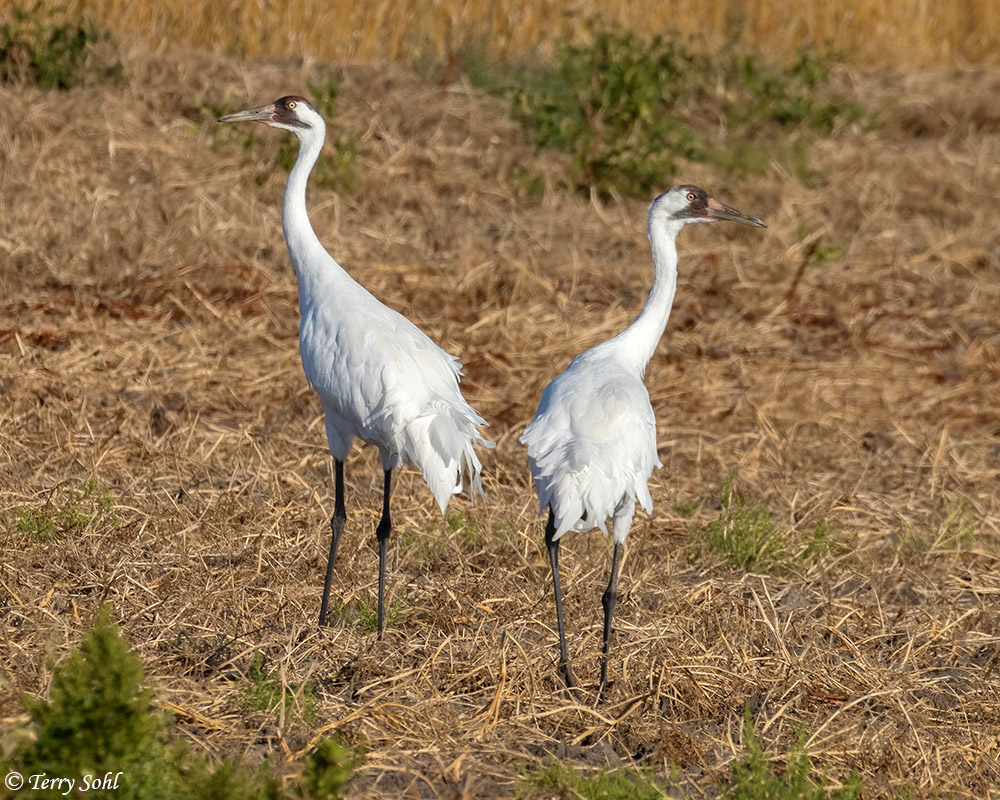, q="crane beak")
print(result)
[218,103,277,125]
[706,196,767,228]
